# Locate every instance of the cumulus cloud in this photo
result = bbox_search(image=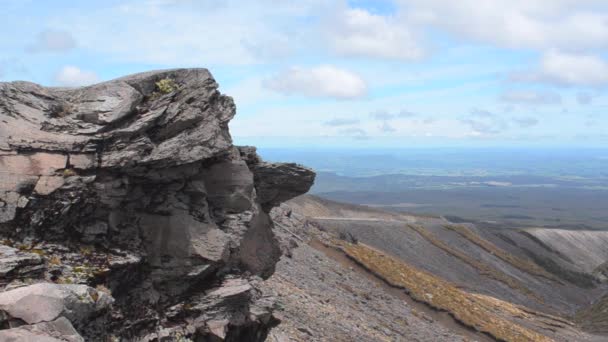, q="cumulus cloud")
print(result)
[512,117,539,128]
[54,66,99,87]
[539,51,608,86]
[324,118,360,126]
[264,65,368,99]
[499,90,562,105]
[511,51,608,86]
[325,8,425,60]
[27,29,76,53]
[399,0,608,51]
